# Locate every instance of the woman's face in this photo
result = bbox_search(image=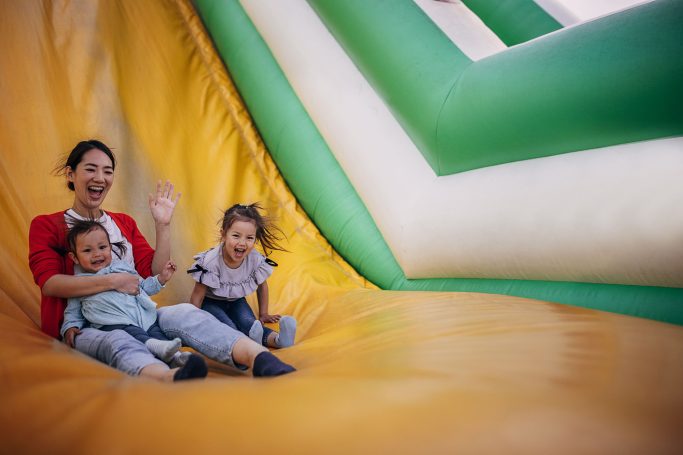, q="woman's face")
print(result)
[67,149,114,216]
